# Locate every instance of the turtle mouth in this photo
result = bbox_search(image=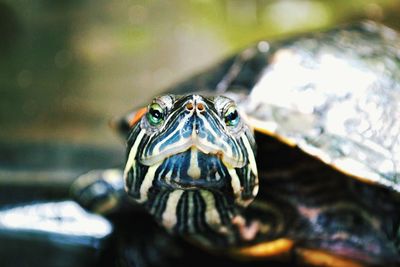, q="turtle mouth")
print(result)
[167,178,224,190]
[150,147,230,191]
[139,137,245,169]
